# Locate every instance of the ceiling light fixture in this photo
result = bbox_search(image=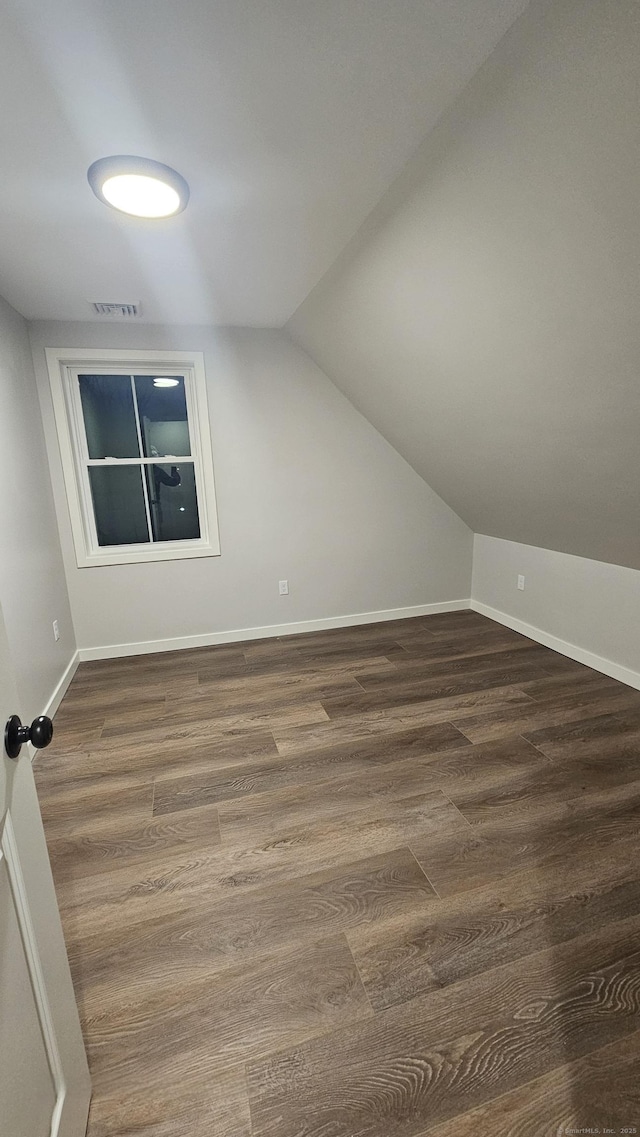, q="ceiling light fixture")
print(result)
[87,156,189,218]
[153,377,180,388]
